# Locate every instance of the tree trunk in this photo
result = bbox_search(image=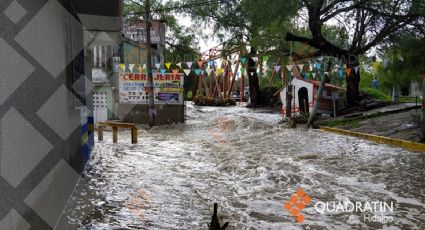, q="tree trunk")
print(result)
[193,75,199,98]
[248,47,260,107]
[346,62,360,105]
